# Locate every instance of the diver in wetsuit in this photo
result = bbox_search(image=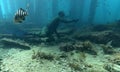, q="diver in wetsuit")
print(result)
[46,11,79,41]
